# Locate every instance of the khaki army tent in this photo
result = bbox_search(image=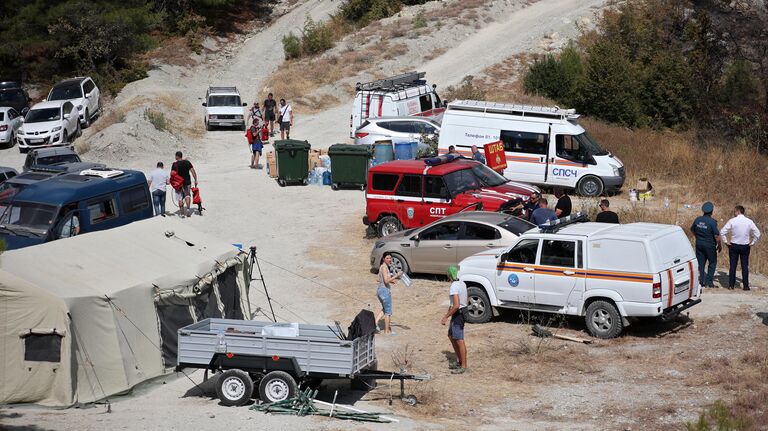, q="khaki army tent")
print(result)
[0,217,251,406]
